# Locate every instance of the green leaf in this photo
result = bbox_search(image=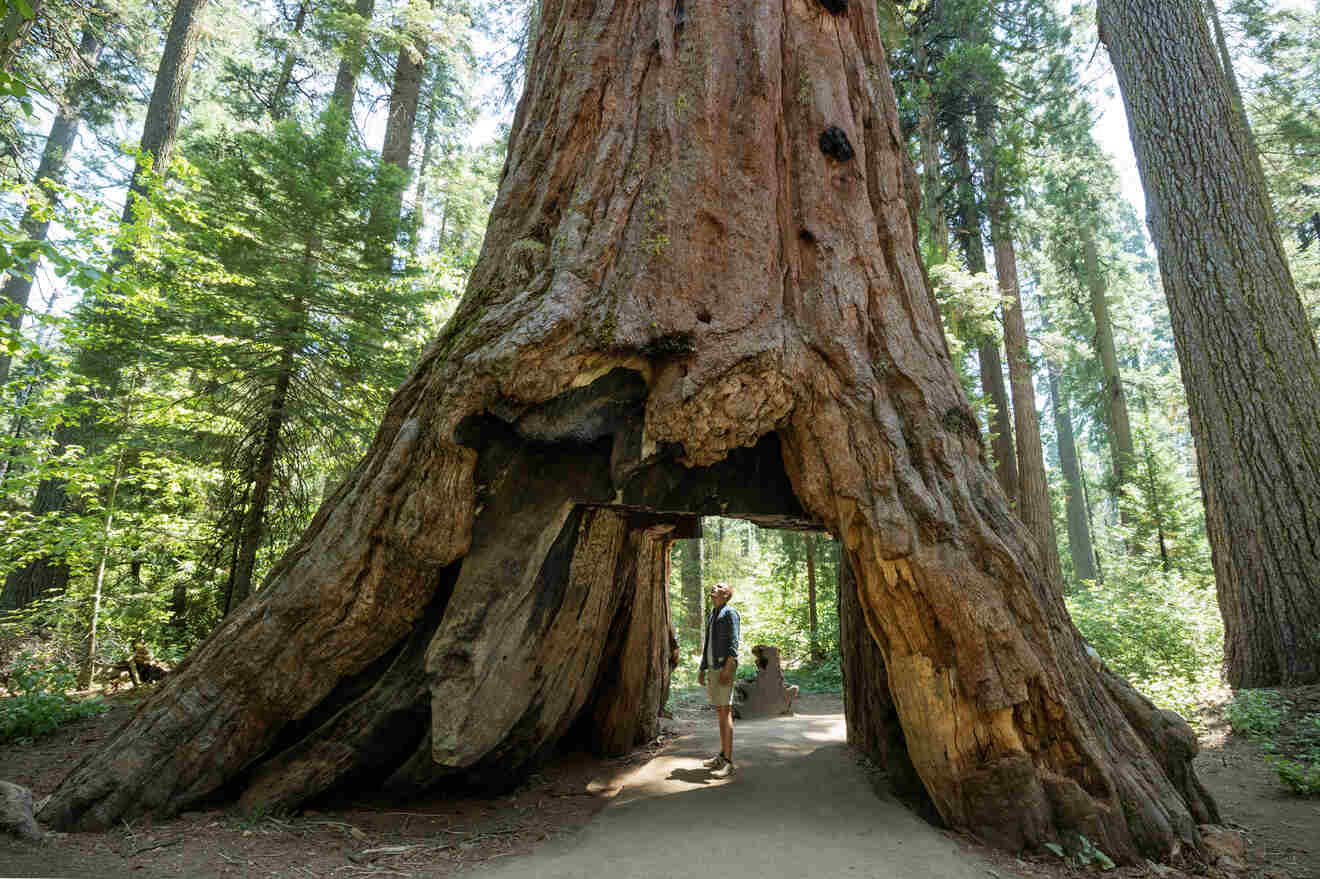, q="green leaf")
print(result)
[15,0,35,19]
[1043,843,1064,858]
